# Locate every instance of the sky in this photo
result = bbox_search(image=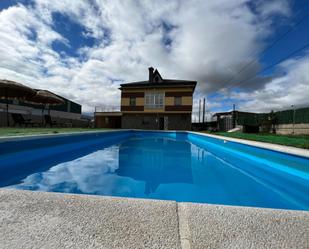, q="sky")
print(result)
[0,0,308,119]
